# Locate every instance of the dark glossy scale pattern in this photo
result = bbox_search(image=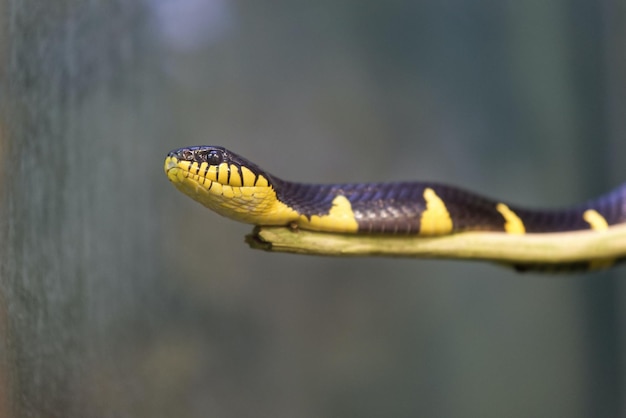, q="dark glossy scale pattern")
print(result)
[513,184,626,232]
[276,179,626,234]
